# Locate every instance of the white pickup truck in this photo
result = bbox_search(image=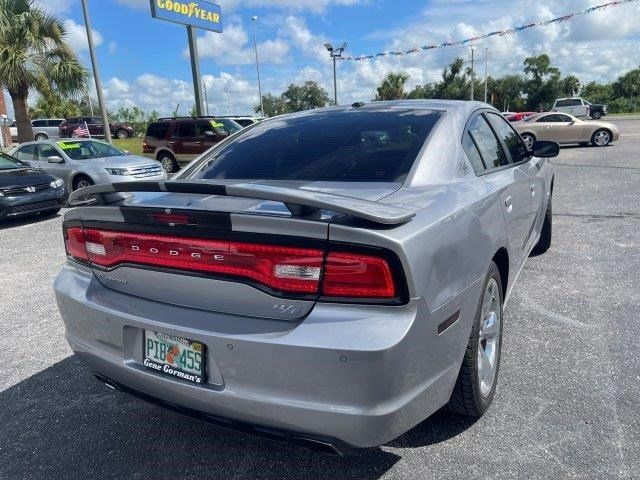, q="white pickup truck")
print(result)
[552,97,607,119]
